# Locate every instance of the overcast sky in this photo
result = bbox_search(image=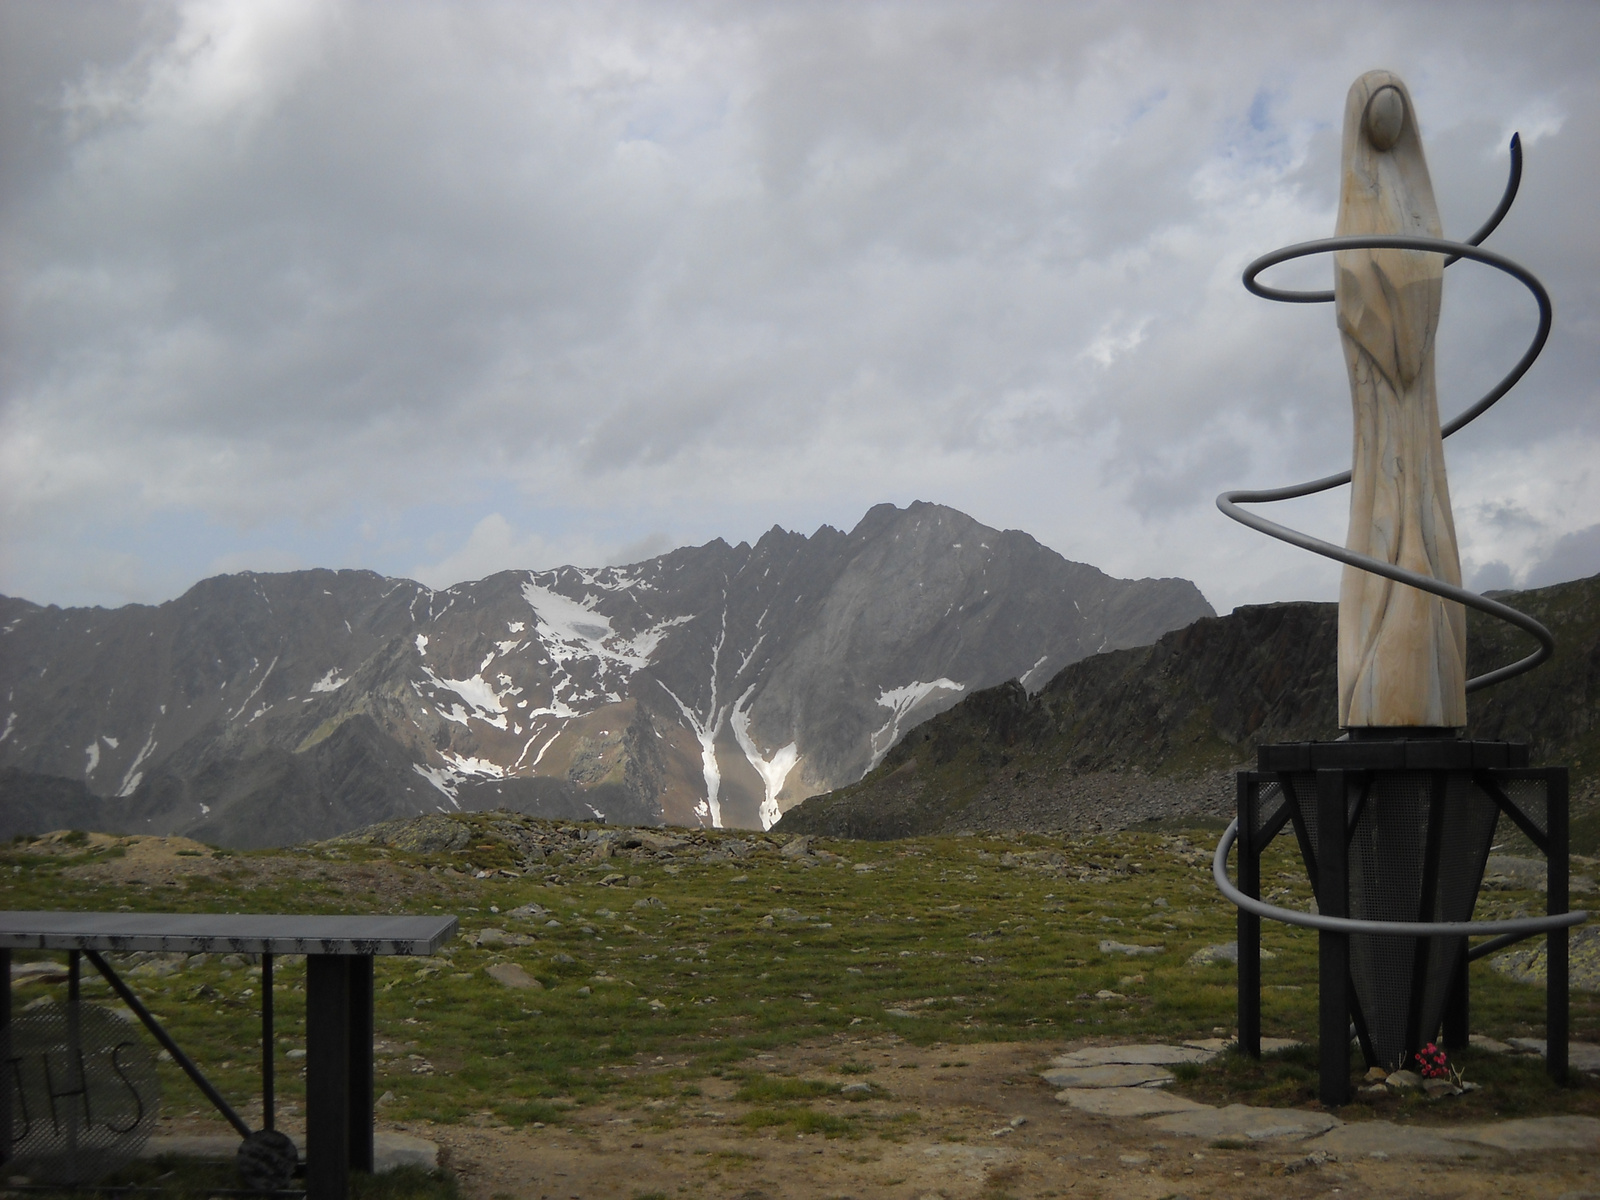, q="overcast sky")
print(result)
[3,1,1597,615]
